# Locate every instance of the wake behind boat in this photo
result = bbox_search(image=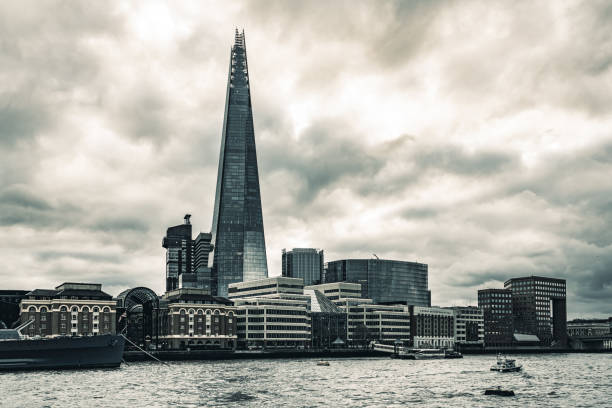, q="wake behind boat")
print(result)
[0,320,125,371]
